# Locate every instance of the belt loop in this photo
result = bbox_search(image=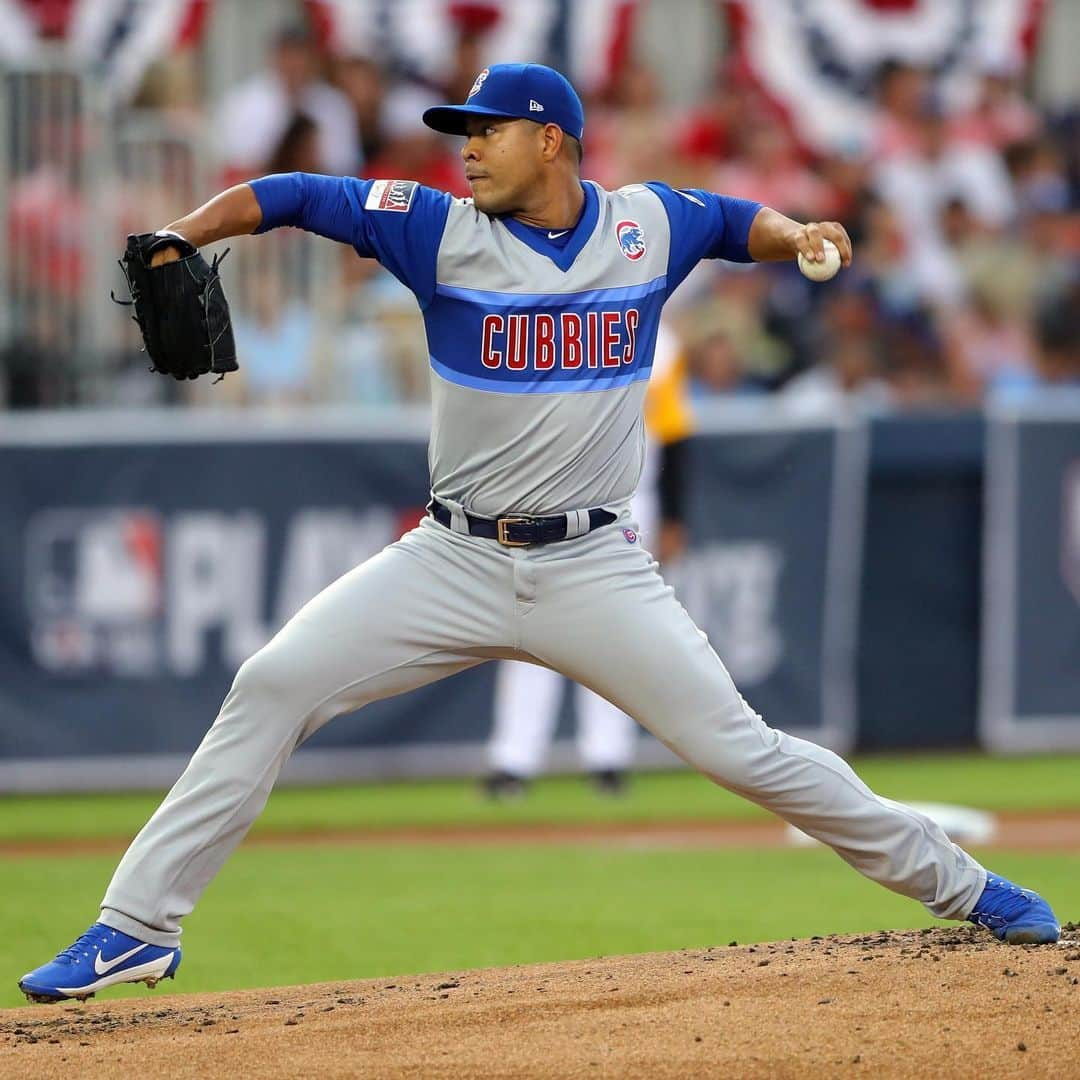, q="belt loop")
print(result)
[564,508,590,540]
[437,493,471,535]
